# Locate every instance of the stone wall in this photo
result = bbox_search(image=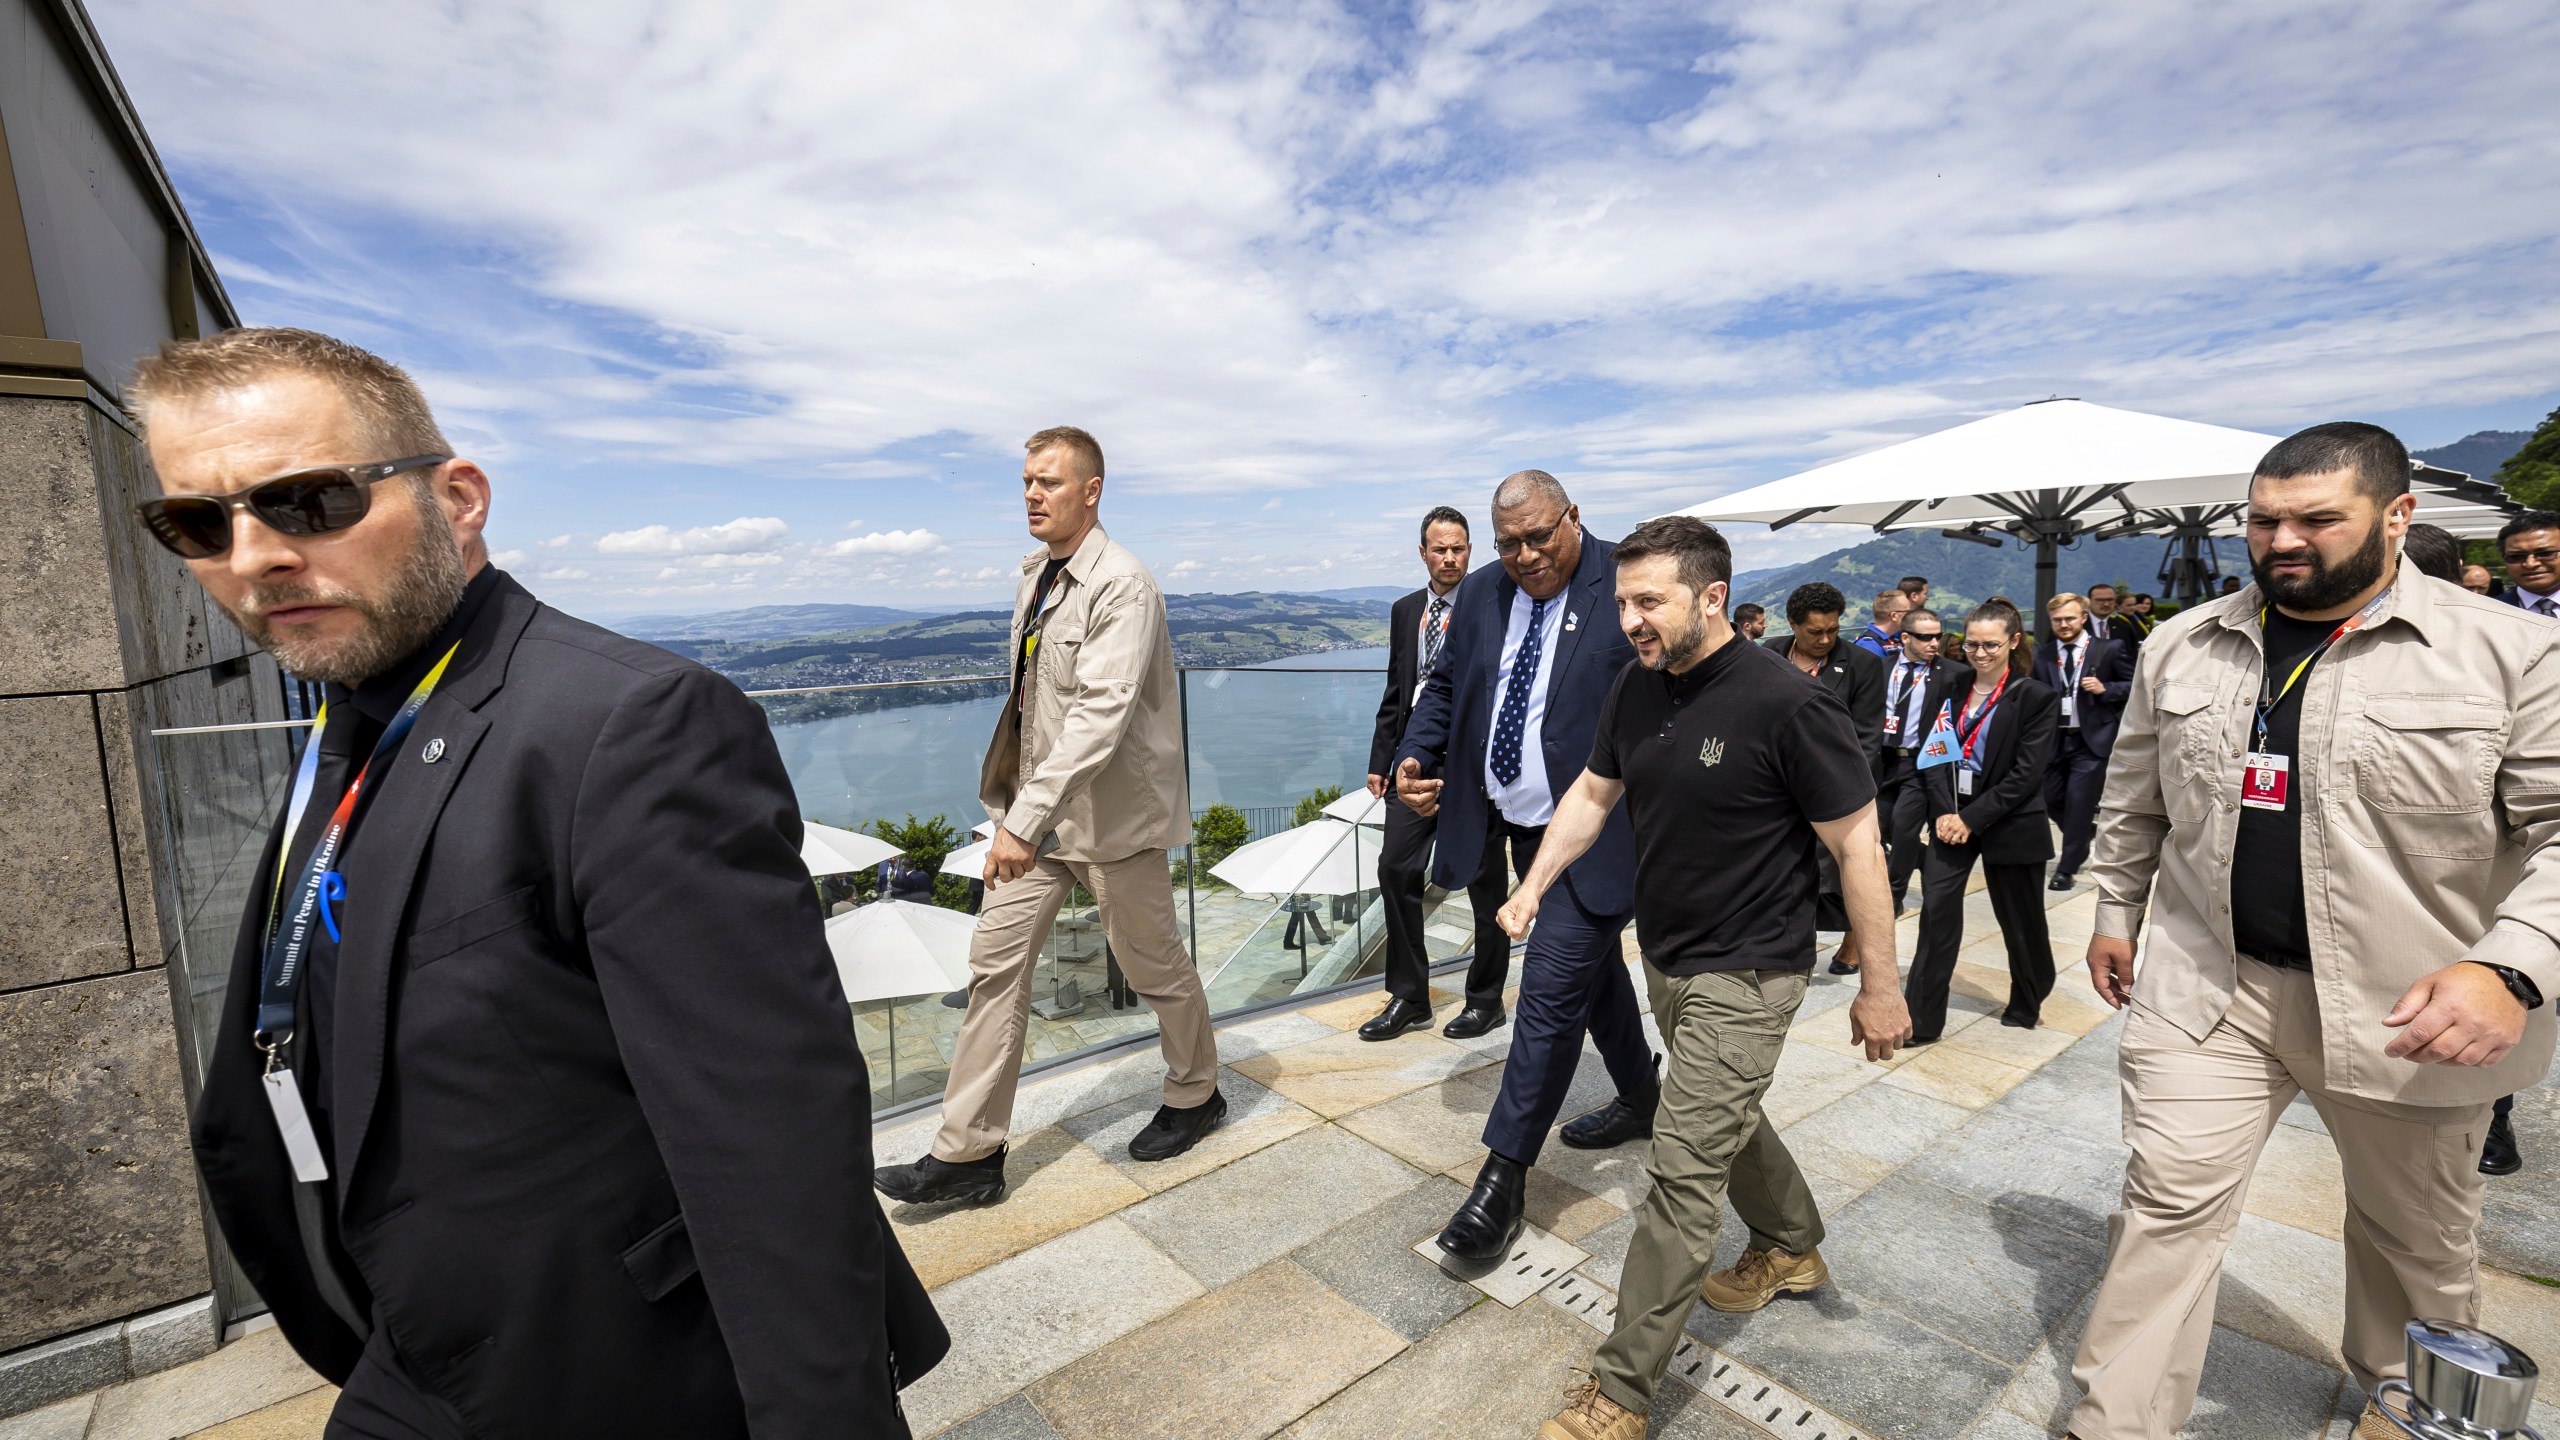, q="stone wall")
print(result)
[0,391,277,1357]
